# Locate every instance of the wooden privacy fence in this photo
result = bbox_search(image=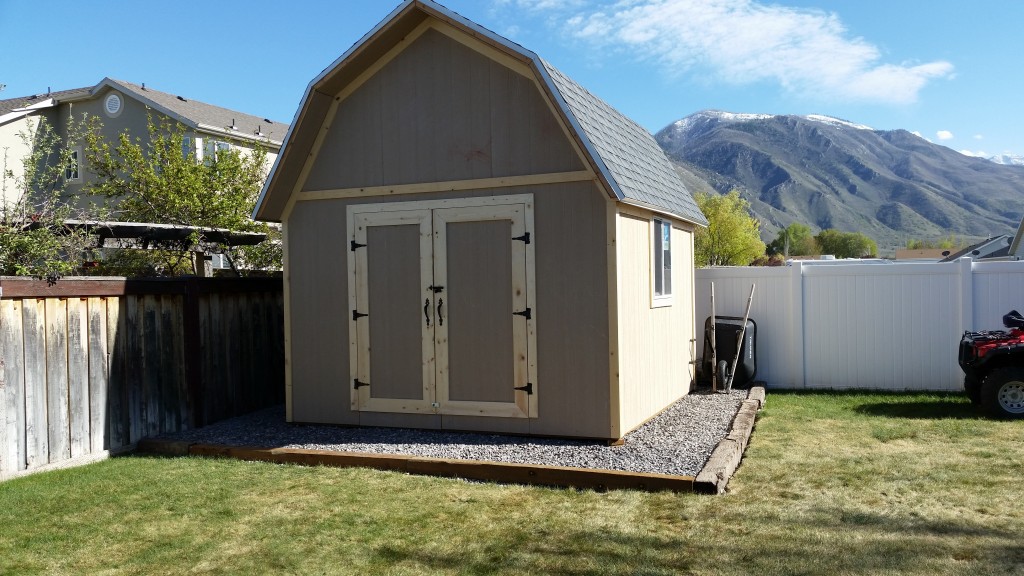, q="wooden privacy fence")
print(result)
[696,259,1024,391]
[0,276,284,480]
